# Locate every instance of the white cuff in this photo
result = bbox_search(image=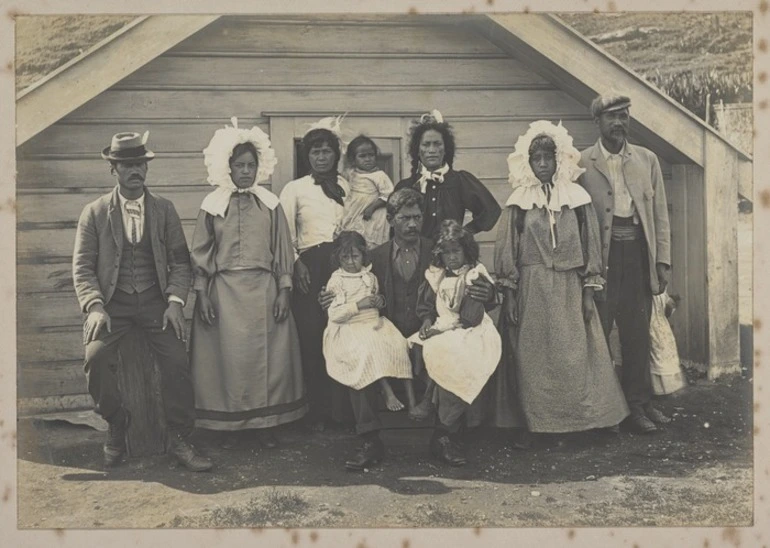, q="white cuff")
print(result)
[168,295,186,306]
